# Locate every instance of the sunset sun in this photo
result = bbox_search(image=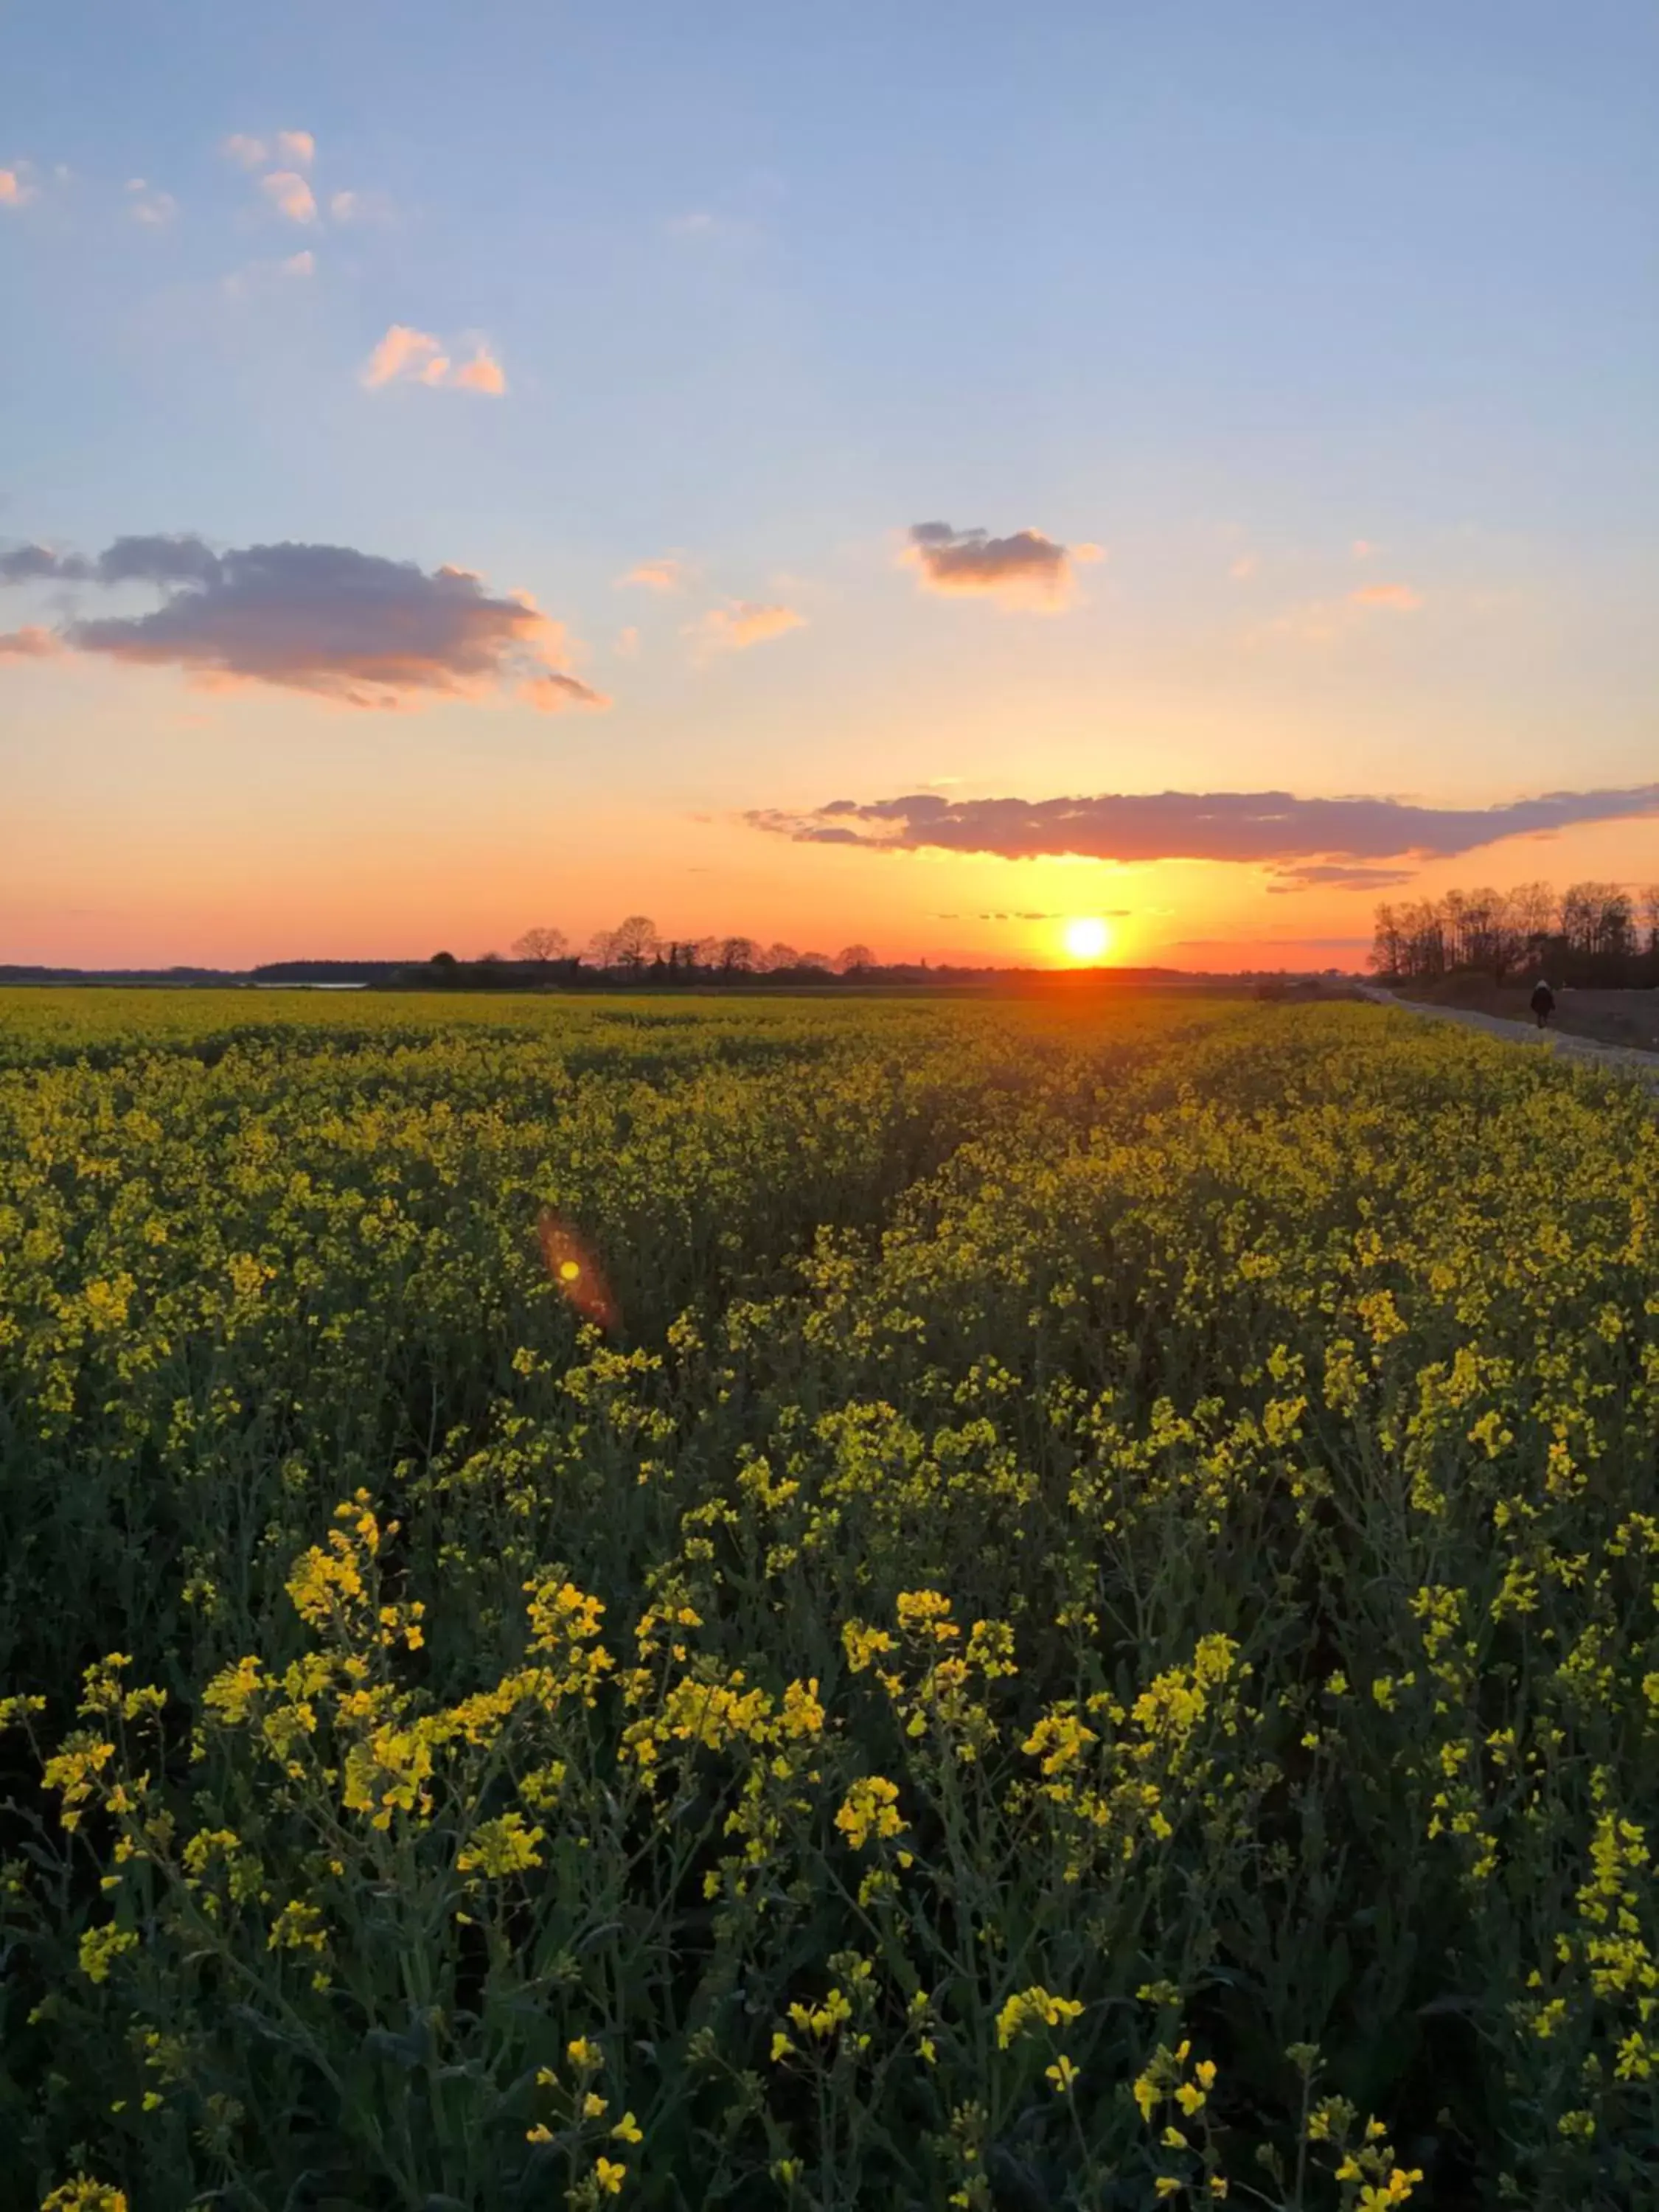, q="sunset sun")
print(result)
[1062,915,1112,964]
